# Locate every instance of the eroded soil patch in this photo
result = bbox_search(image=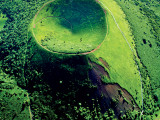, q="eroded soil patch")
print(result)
[88,60,140,117]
